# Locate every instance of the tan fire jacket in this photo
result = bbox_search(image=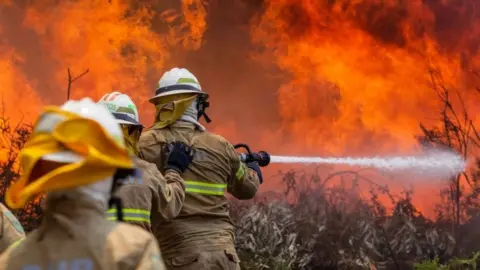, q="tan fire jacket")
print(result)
[0,194,165,269]
[0,203,25,253]
[107,156,185,232]
[138,121,260,259]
